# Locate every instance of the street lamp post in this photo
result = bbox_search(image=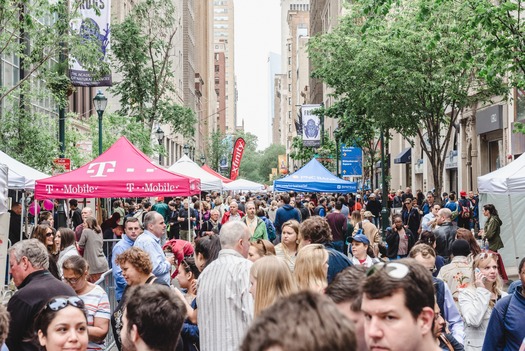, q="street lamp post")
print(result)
[200,154,206,165]
[155,126,165,165]
[380,128,390,239]
[92,90,108,156]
